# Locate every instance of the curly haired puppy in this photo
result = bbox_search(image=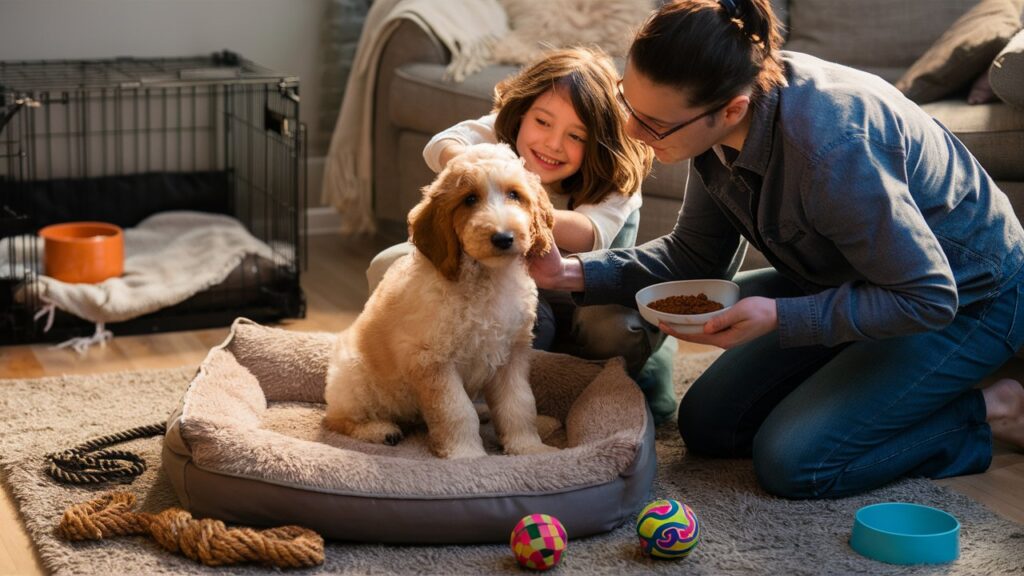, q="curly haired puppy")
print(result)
[324,144,557,459]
